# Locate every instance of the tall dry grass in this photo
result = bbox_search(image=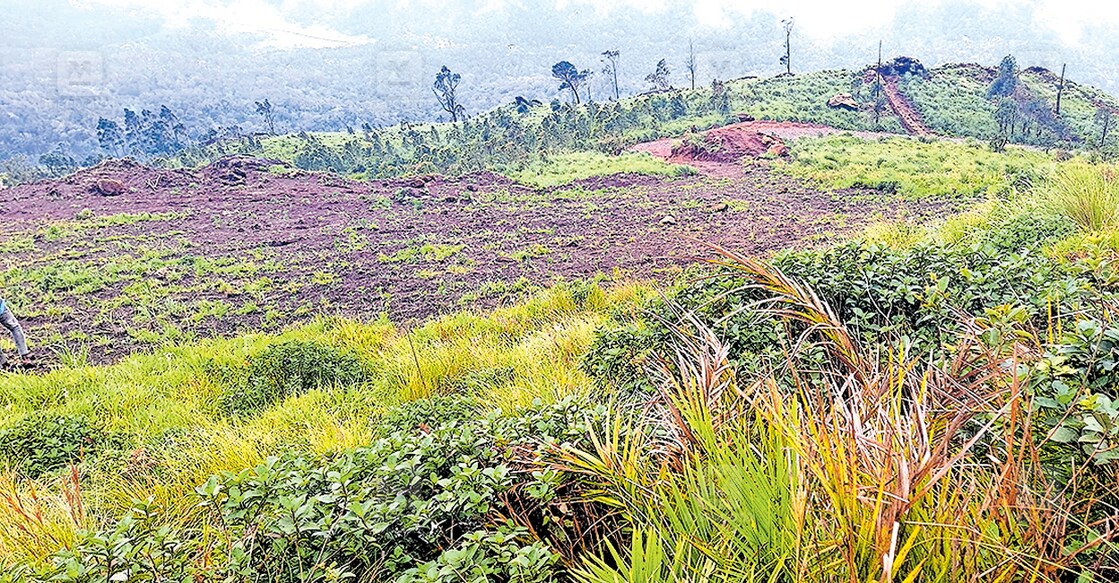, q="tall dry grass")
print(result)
[565,247,1118,582]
